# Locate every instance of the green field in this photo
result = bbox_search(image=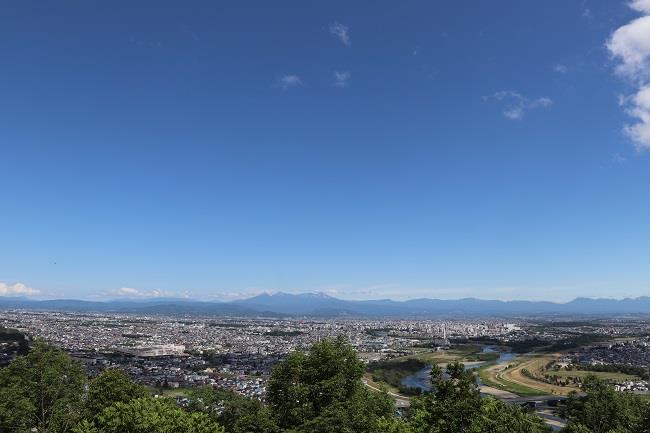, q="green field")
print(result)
[477,364,546,397]
[403,344,493,364]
